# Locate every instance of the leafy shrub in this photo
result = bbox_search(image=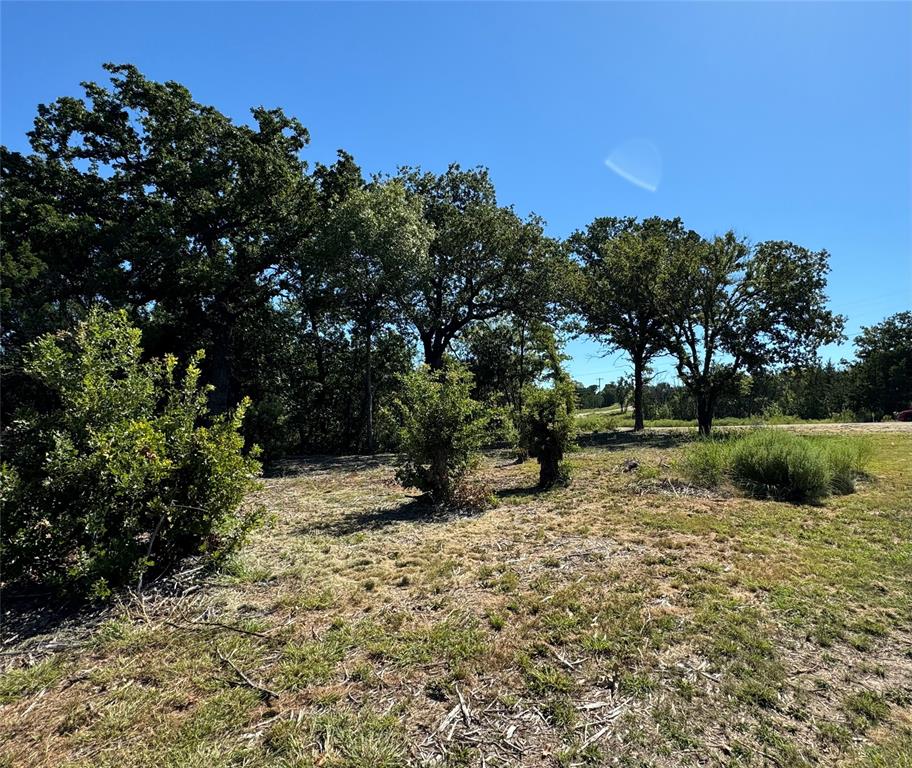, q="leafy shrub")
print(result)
[392,363,488,506]
[575,412,619,433]
[484,401,519,446]
[519,378,577,488]
[1,308,261,597]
